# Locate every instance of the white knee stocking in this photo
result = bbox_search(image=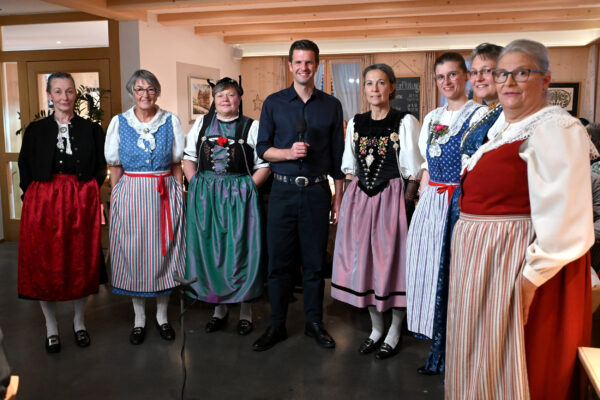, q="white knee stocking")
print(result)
[383,308,406,348]
[40,301,58,337]
[213,304,228,319]
[72,297,87,332]
[239,303,252,322]
[132,297,146,328]
[368,306,384,342]
[156,294,170,325]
